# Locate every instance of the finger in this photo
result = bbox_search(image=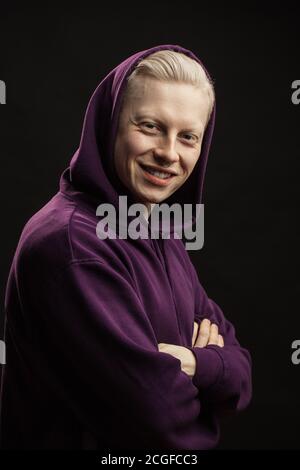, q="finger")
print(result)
[192,321,199,346]
[207,323,219,345]
[218,335,224,347]
[195,318,211,348]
